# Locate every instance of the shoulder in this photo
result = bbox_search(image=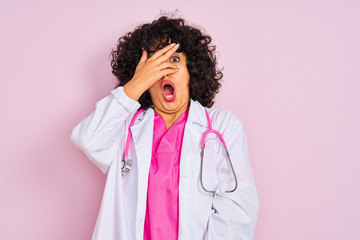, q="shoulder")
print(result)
[206,107,245,134]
